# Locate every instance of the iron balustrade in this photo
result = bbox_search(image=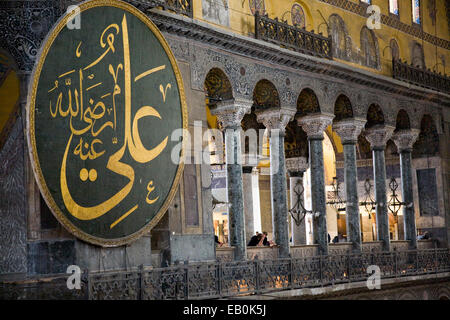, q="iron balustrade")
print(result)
[136,0,193,18]
[255,13,332,59]
[392,59,450,94]
[1,248,449,300]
